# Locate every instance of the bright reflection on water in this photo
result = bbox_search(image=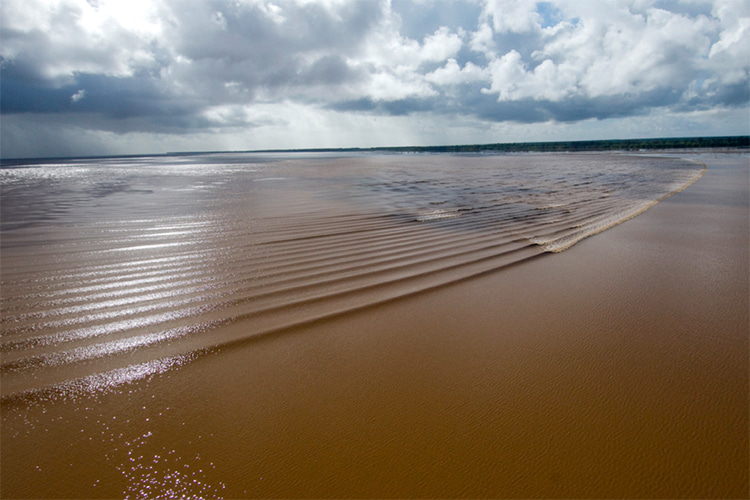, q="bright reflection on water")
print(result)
[1,152,746,499]
[1,152,705,400]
